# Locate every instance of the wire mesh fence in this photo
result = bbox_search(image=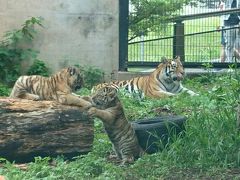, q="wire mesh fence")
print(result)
[184,17,221,63]
[127,0,239,67]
